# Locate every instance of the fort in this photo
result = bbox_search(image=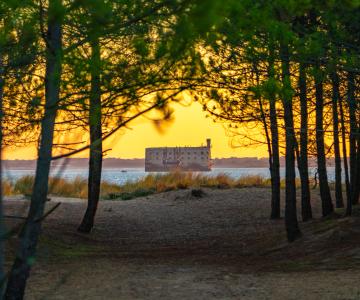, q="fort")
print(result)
[145,139,212,172]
